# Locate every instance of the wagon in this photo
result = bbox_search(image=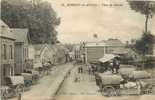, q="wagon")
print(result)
[2,76,24,98]
[95,72,144,96]
[118,67,136,80]
[96,69,155,96]
[128,71,155,94]
[95,73,124,96]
